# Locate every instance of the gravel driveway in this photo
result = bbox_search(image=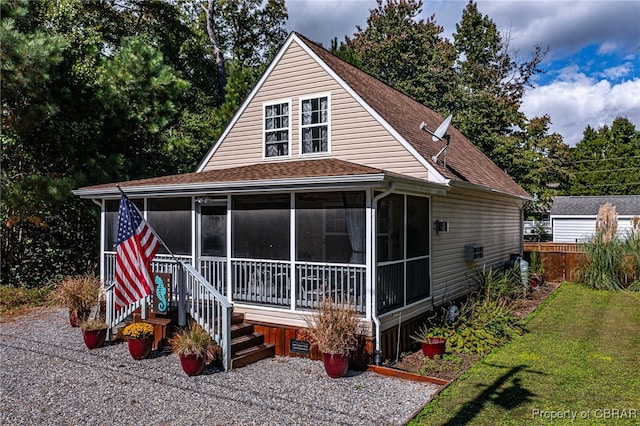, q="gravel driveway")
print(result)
[0,308,440,425]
